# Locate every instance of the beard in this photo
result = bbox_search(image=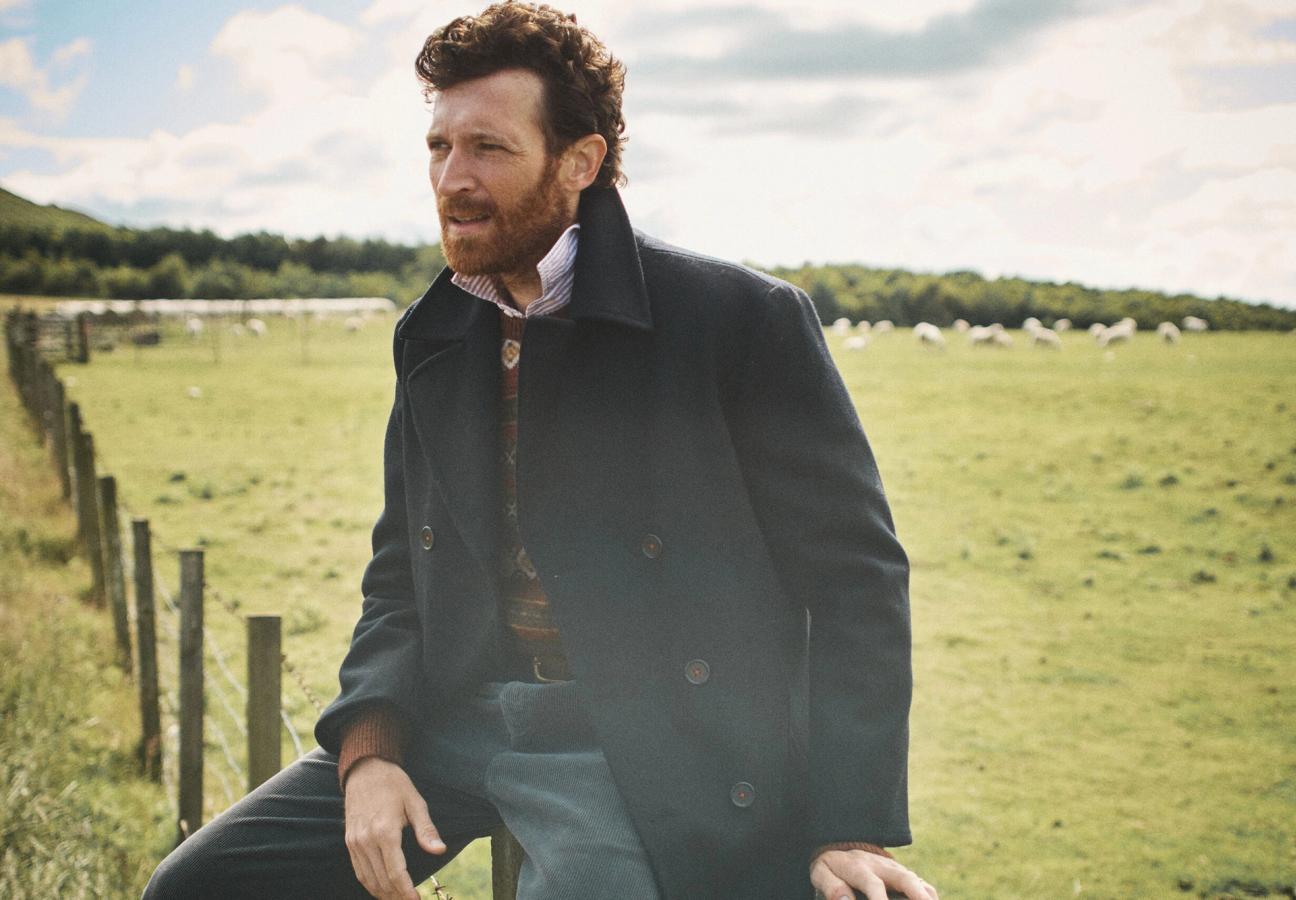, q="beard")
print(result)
[439,157,573,279]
